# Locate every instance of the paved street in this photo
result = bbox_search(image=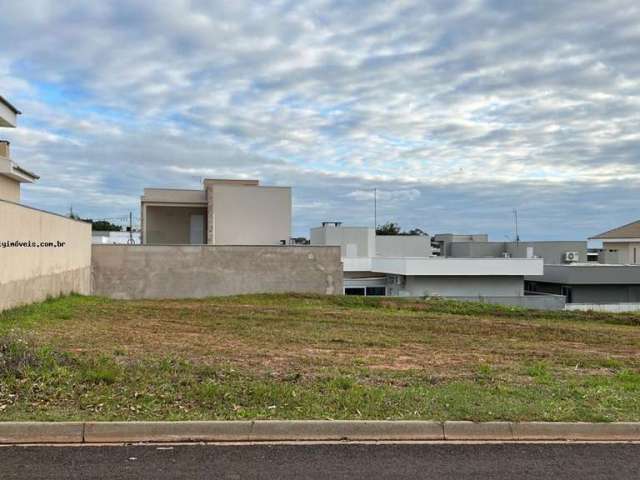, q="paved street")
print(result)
[1,442,639,479]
